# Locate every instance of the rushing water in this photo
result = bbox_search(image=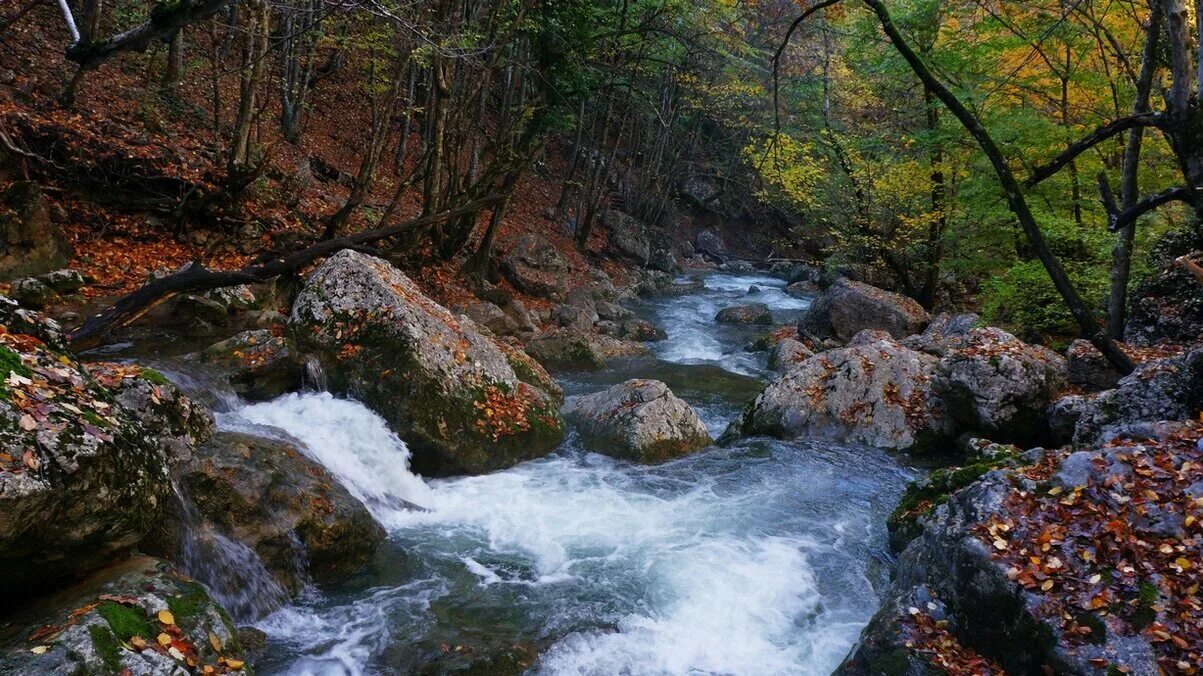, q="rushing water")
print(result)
[183,272,917,675]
